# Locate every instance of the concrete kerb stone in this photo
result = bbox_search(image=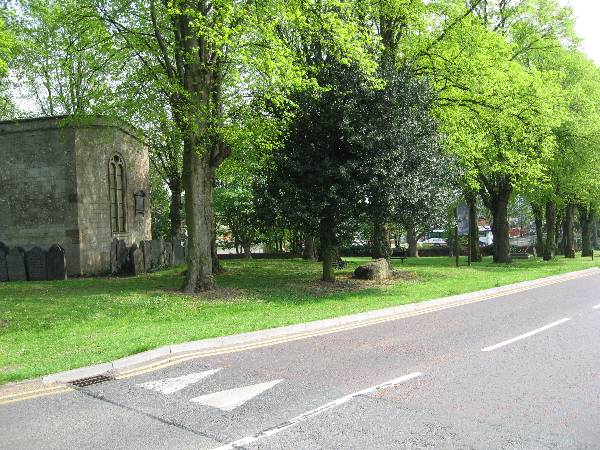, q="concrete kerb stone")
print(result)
[40,267,599,385]
[111,346,172,370]
[42,363,114,384]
